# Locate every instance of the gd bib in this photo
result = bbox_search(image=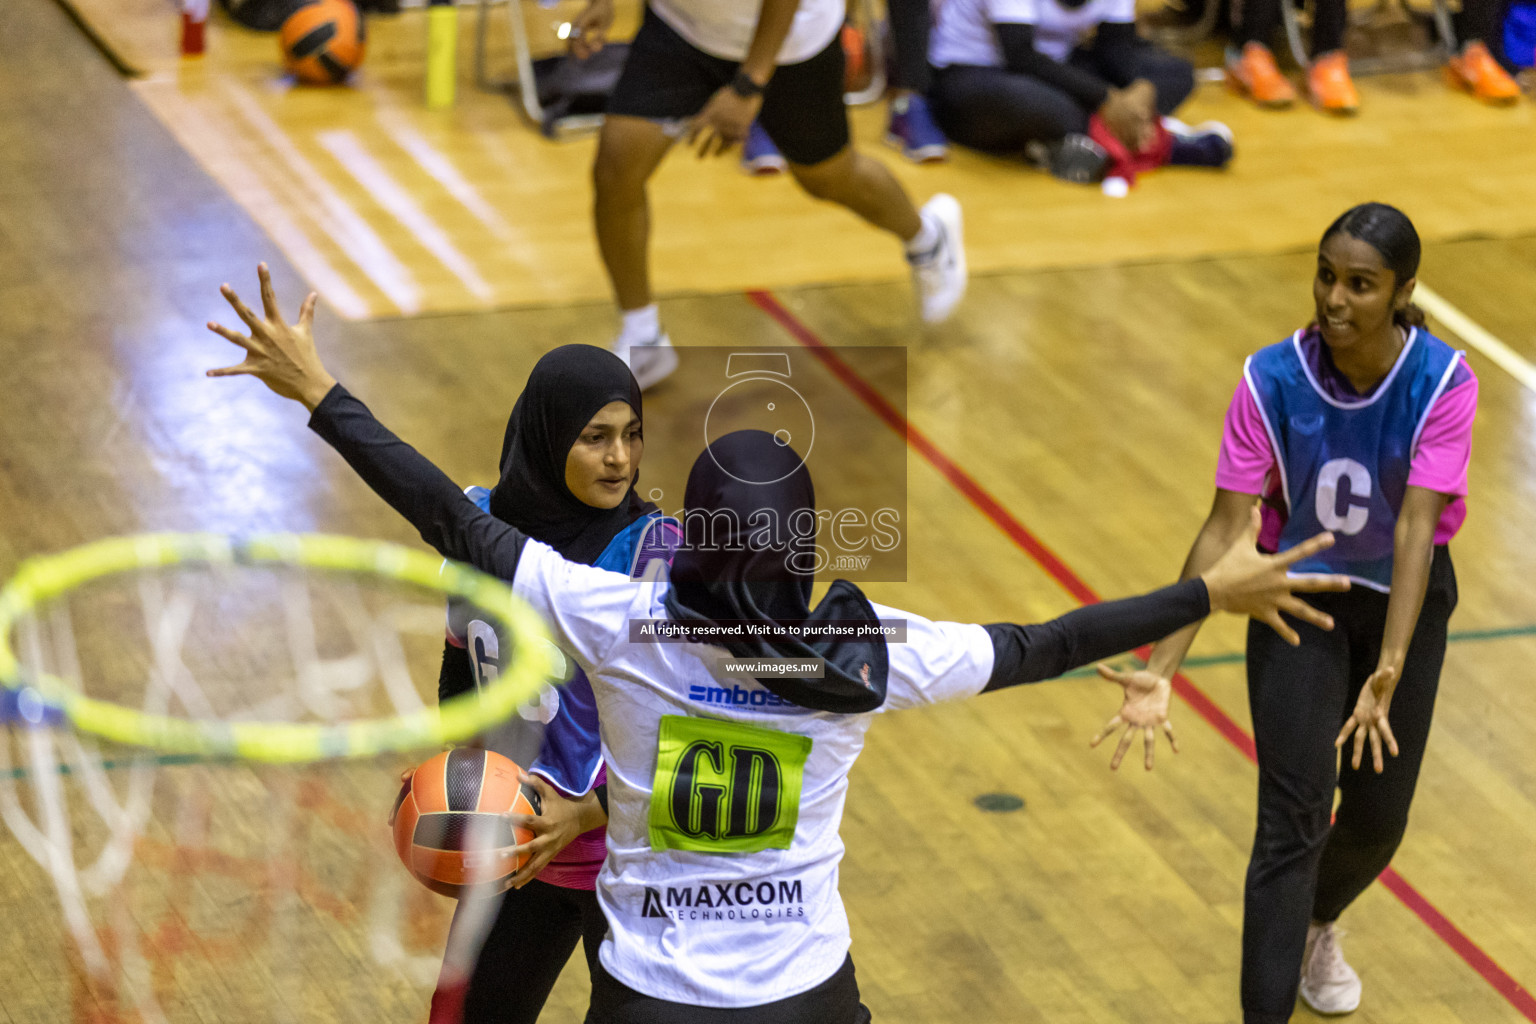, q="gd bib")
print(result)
[649,715,811,854]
